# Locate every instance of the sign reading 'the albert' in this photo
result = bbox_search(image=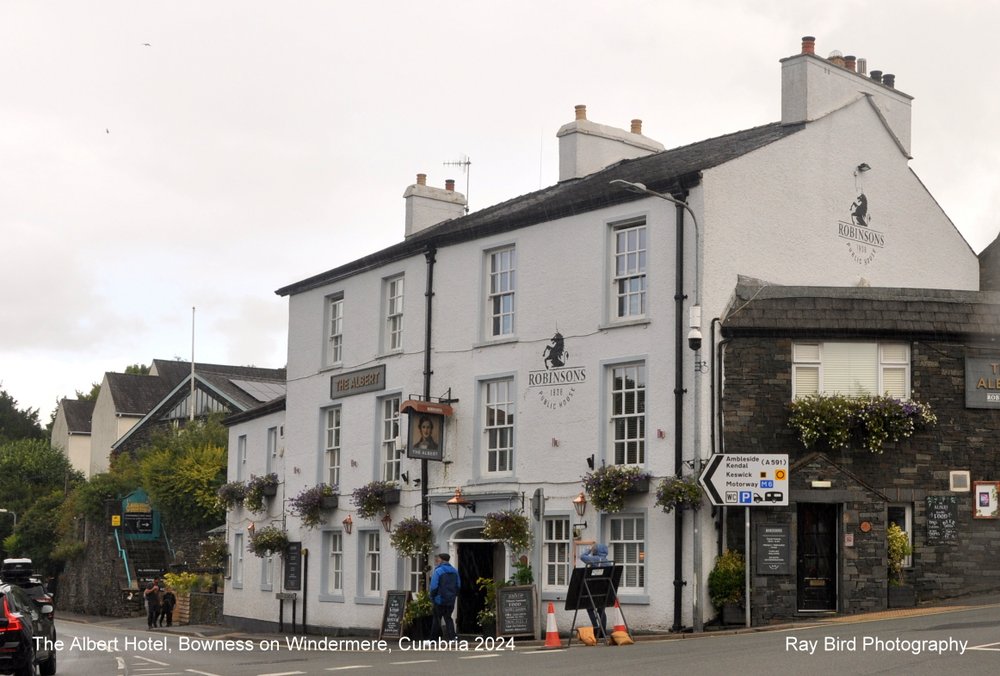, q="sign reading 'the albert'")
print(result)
[965,357,1000,409]
[331,365,385,400]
